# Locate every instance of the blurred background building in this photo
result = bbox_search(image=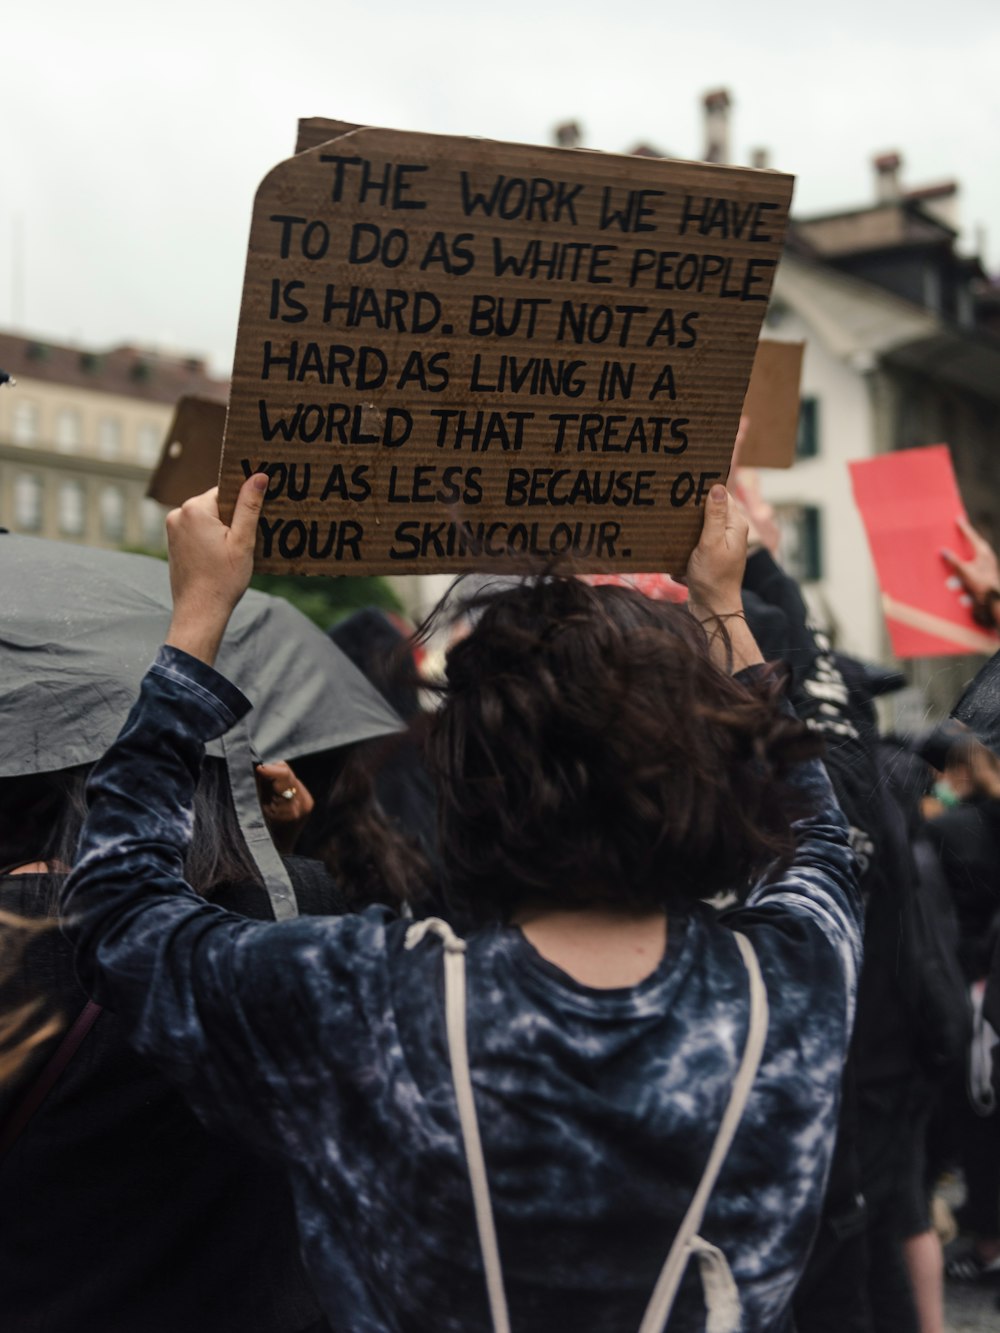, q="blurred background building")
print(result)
[561,90,1000,716]
[0,333,227,552]
[3,90,998,708]
[765,182,1000,714]
[0,331,404,631]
